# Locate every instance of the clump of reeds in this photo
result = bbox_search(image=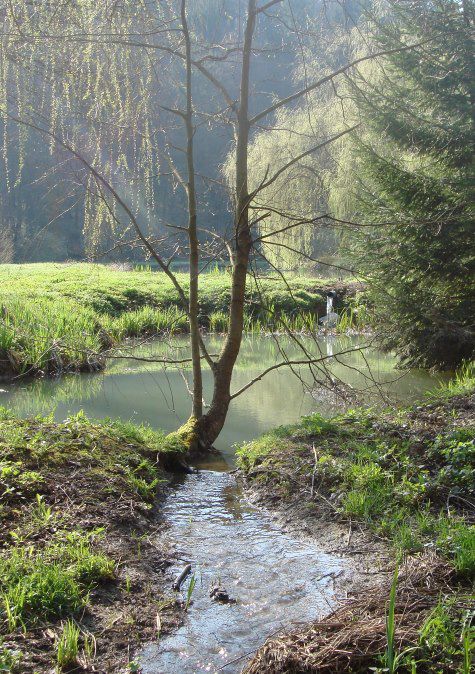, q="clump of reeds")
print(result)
[0,298,104,375]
